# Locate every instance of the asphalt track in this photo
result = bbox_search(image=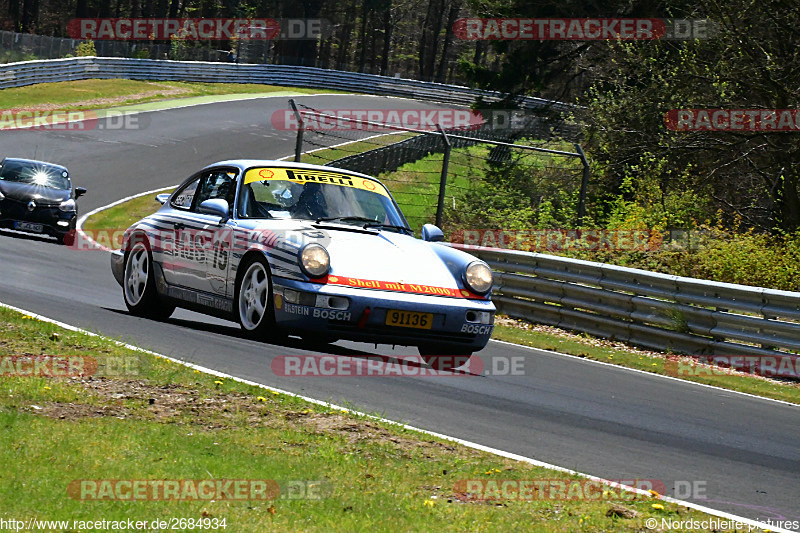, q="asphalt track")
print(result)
[0,94,798,528]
